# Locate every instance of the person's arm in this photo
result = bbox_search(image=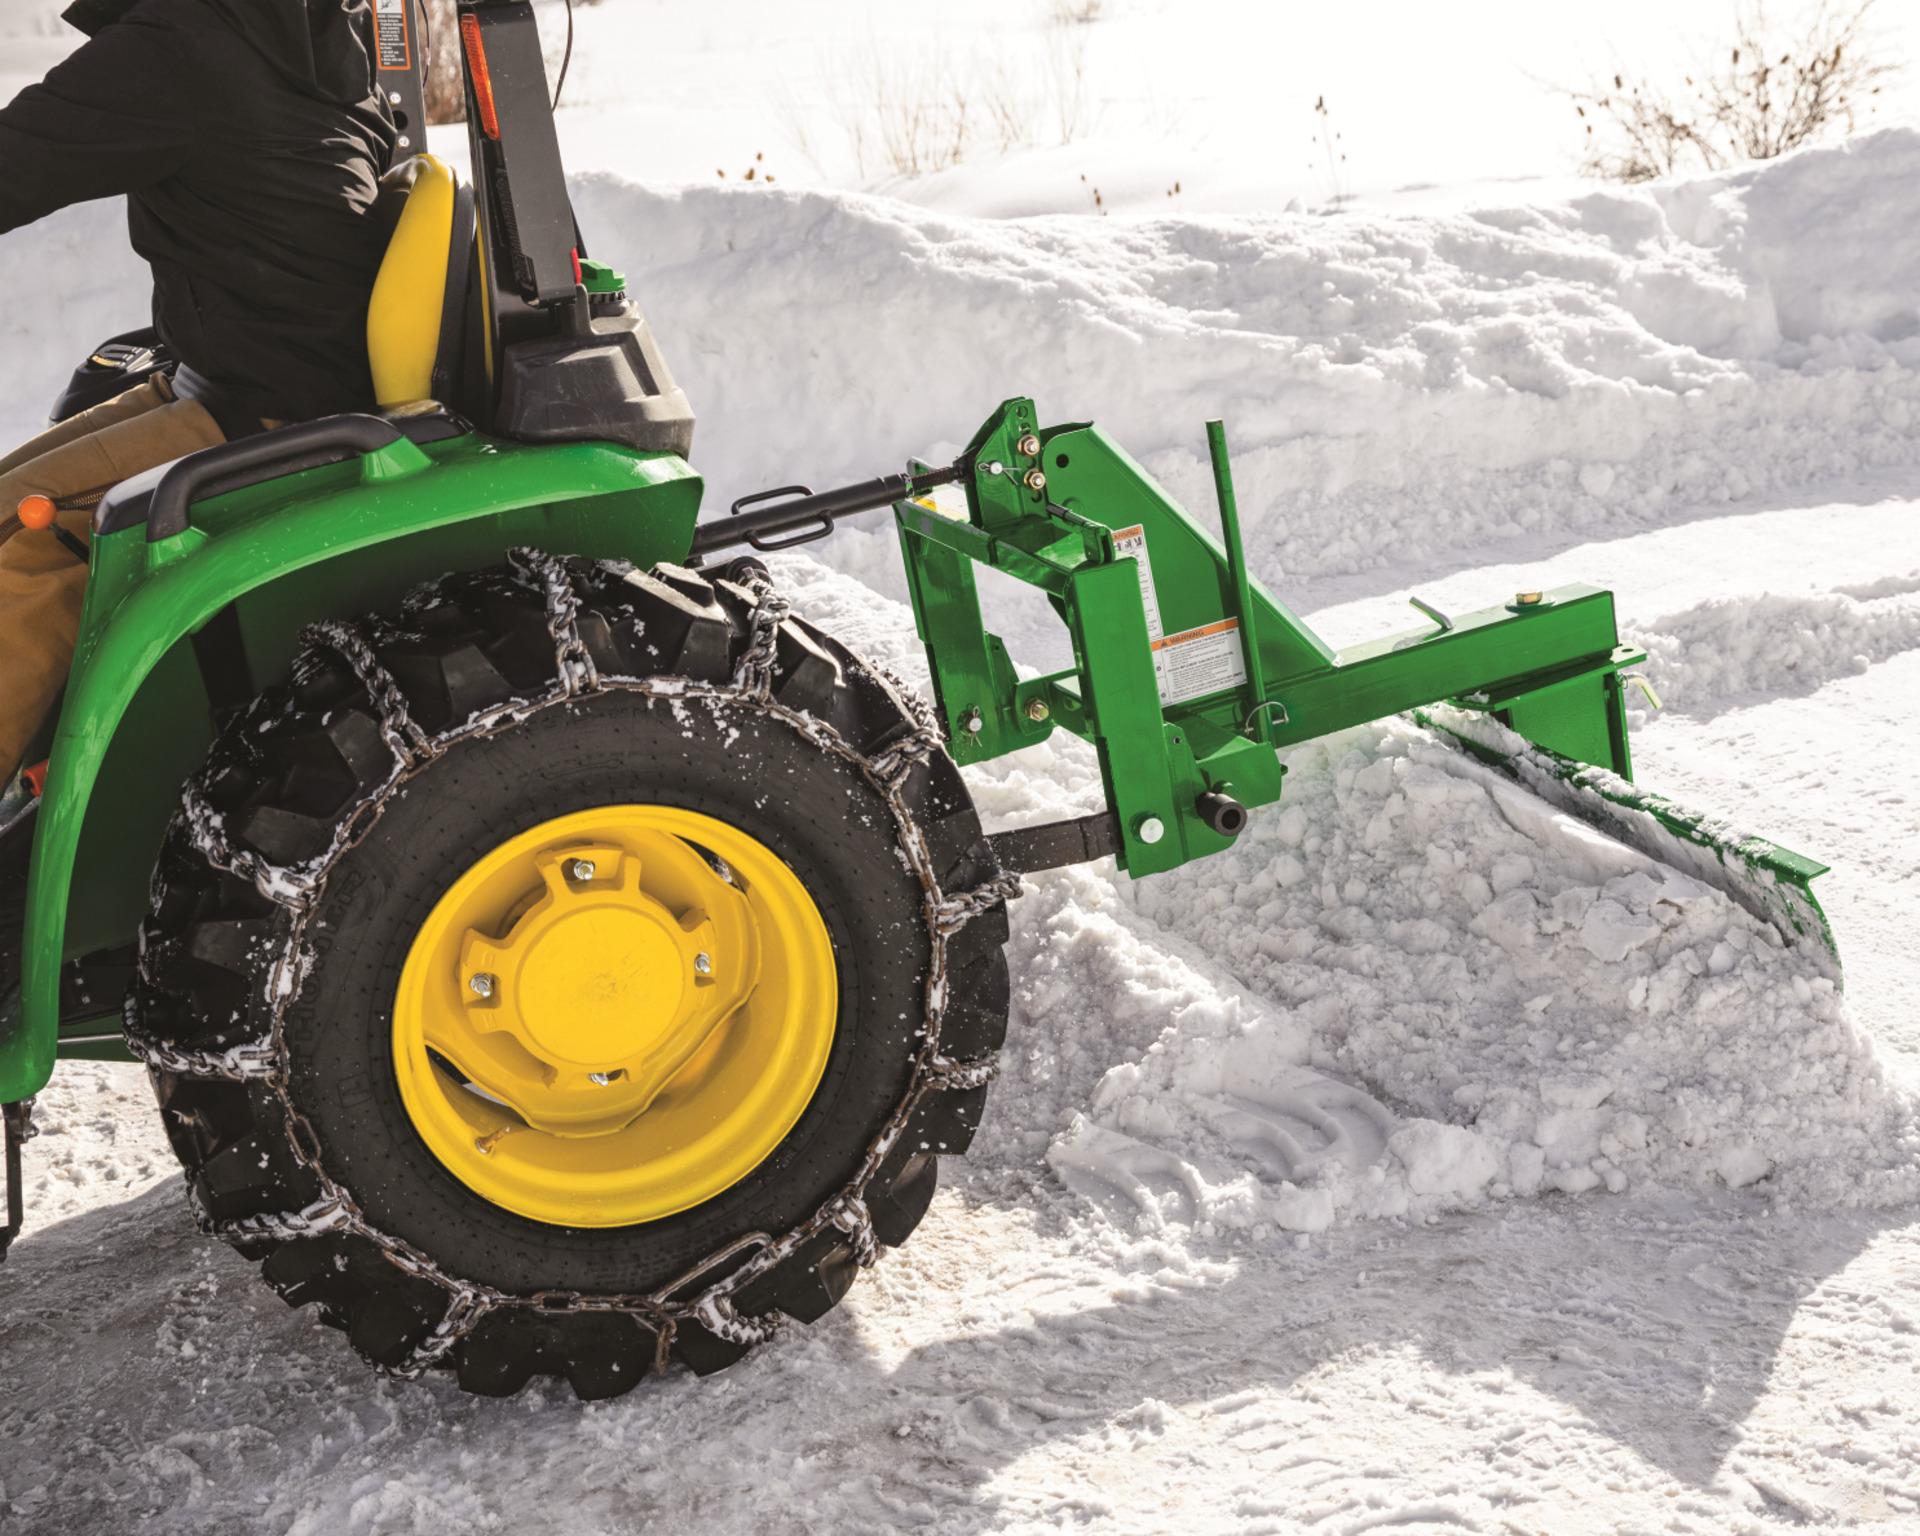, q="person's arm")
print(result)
[0,14,205,236]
